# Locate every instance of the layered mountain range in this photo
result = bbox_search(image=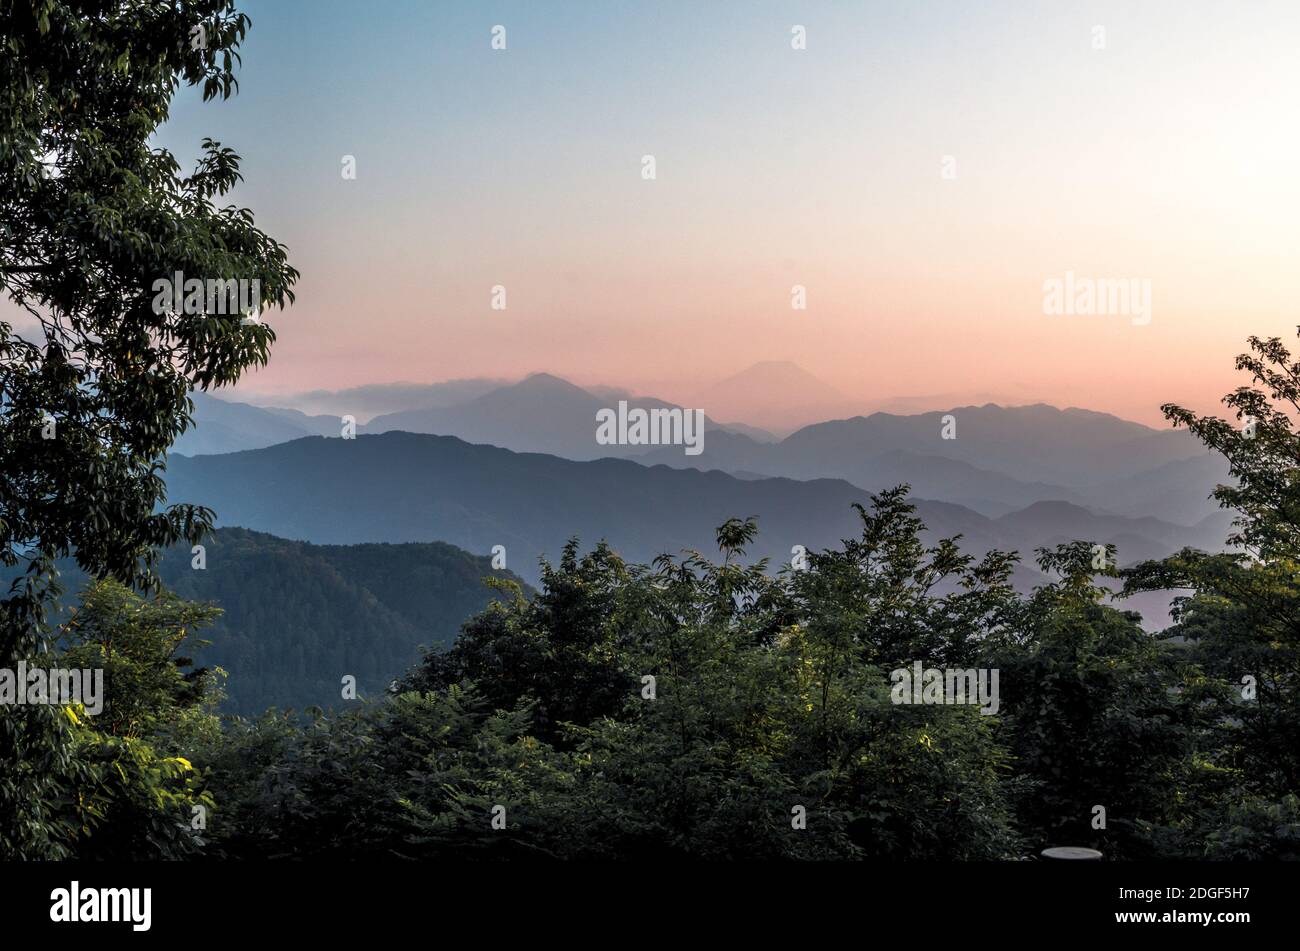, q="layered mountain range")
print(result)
[188,366,1230,526]
[148,365,1238,684]
[161,429,1232,638]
